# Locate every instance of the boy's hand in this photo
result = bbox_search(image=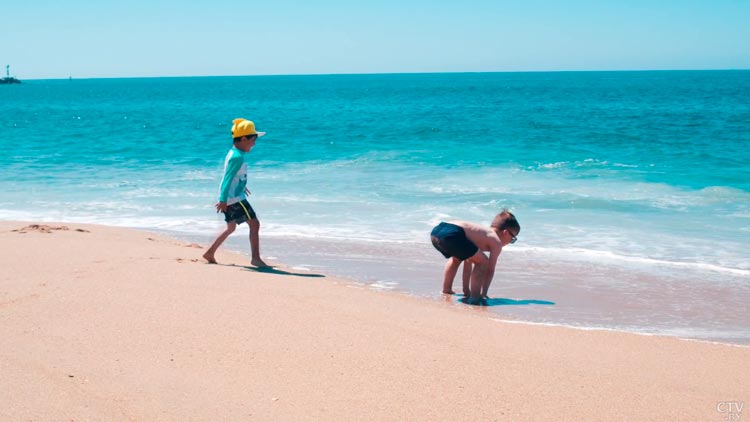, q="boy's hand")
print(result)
[215,202,227,213]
